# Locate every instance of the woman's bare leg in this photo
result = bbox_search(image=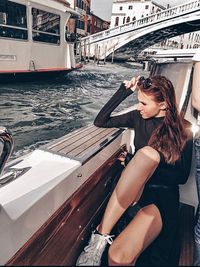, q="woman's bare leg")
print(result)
[98,146,160,234]
[108,204,163,266]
